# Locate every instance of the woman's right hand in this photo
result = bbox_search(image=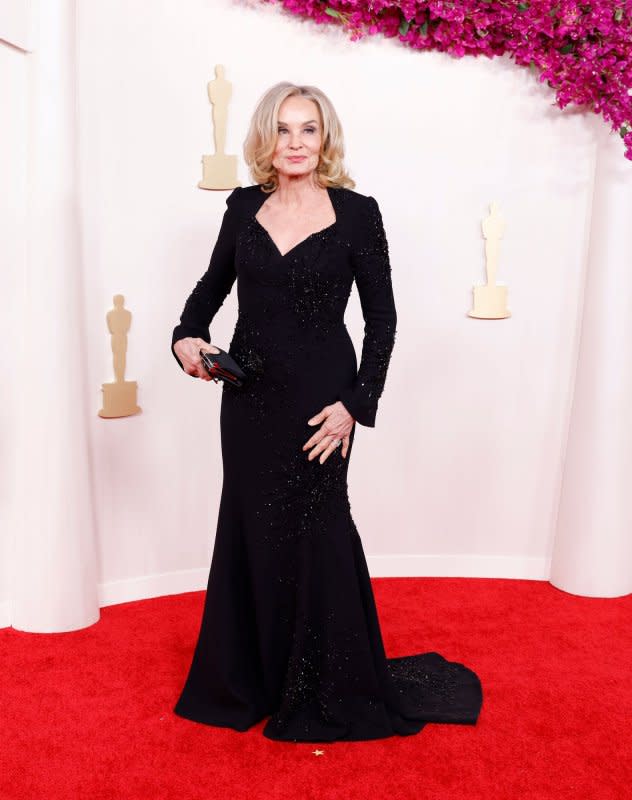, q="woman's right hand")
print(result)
[173,337,221,381]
